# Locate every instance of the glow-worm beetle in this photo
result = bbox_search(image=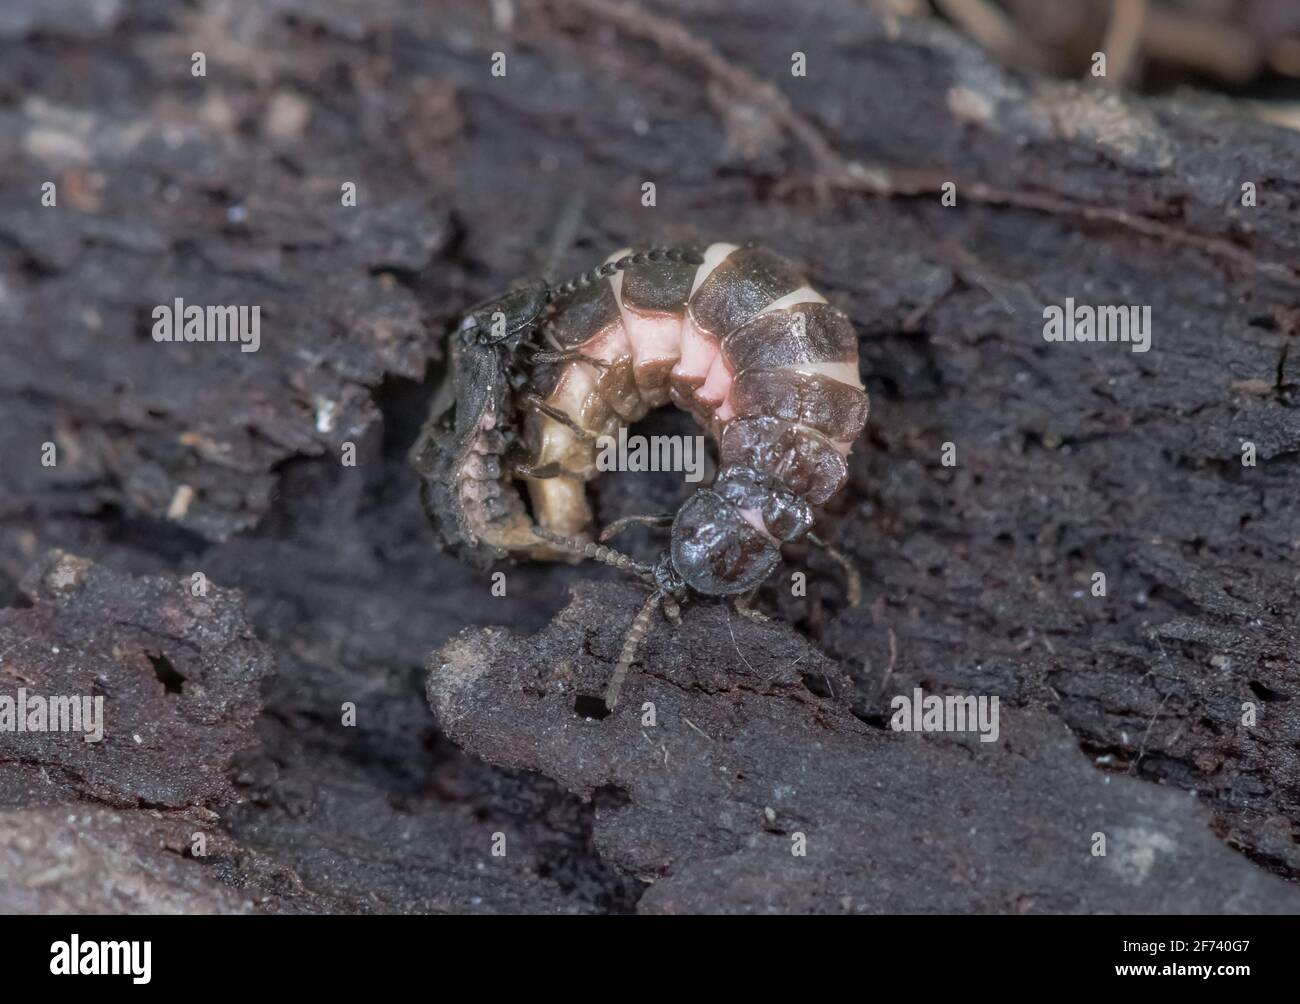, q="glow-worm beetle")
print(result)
[411,243,869,709]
